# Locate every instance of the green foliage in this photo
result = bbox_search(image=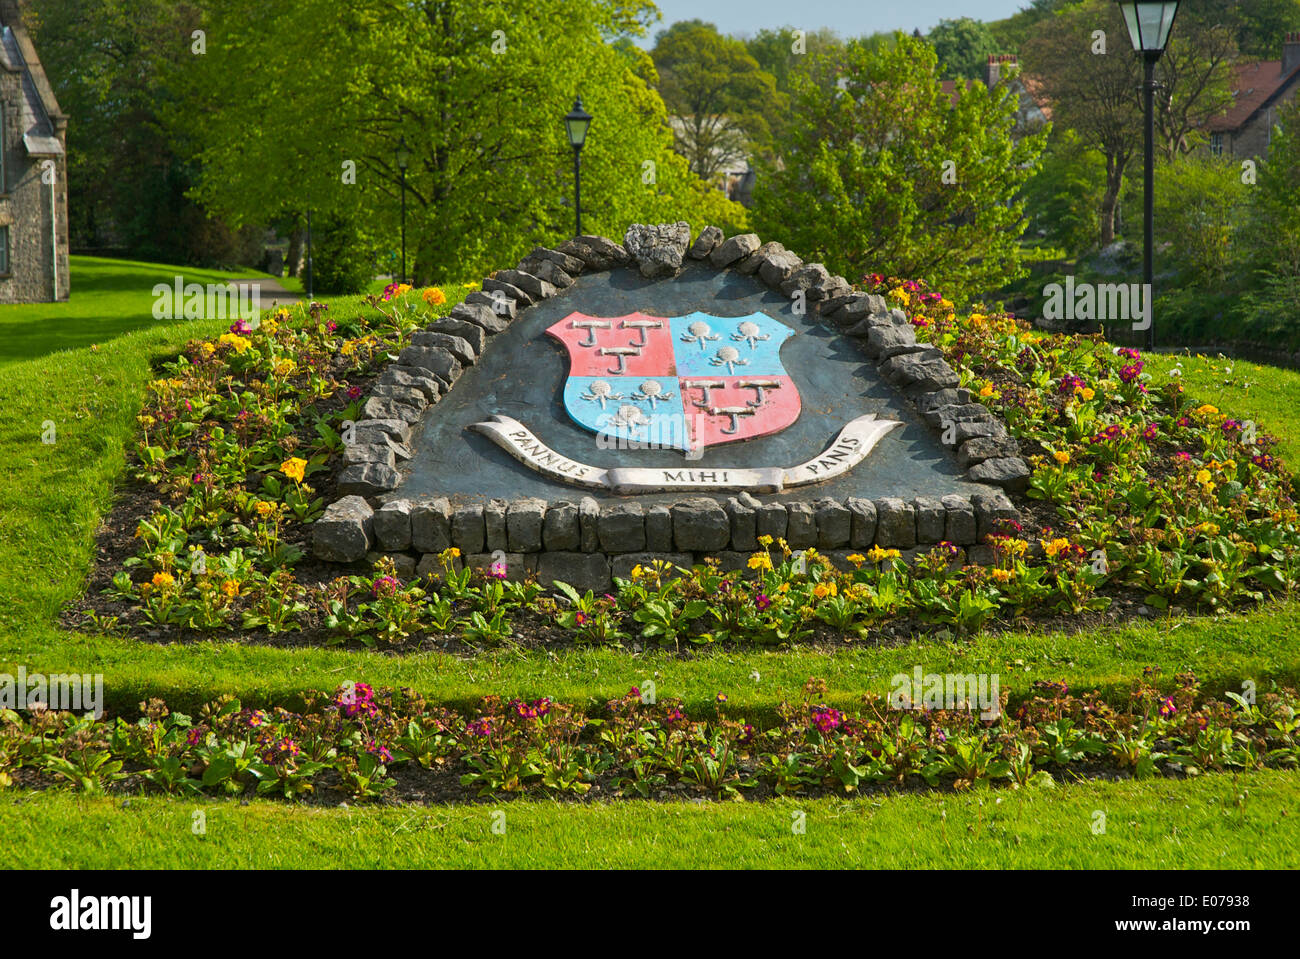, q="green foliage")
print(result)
[1022,128,1107,257]
[310,215,379,295]
[651,20,779,184]
[752,33,1046,303]
[169,0,746,283]
[926,17,1001,81]
[1144,154,1247,285]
